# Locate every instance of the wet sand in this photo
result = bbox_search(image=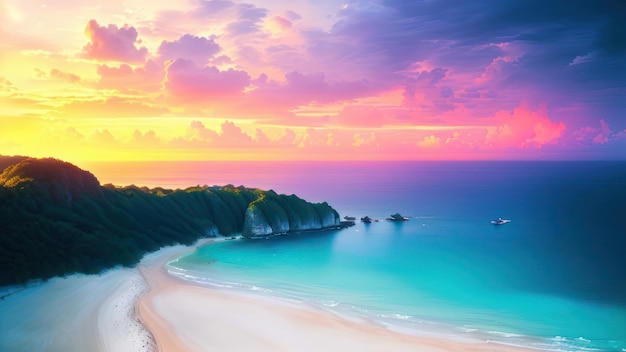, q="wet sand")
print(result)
[136,243,533,352]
